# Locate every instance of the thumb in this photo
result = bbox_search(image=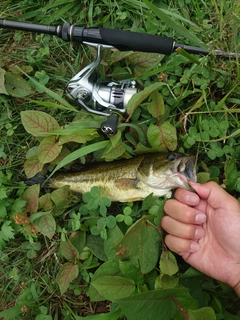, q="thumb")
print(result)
[190,181,238,209]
